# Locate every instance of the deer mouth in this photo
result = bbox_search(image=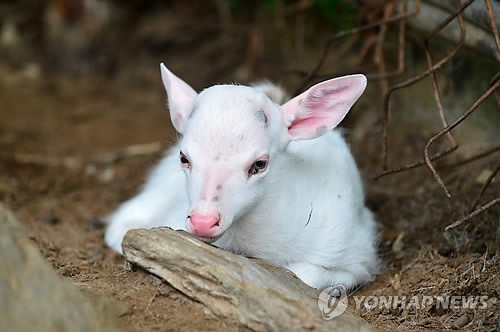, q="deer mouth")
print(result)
[194,232,223,244]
